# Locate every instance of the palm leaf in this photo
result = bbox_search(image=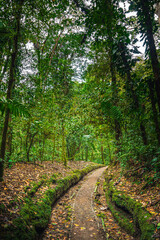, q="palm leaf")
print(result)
[101,99,122,120]
[0,97,30,117]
